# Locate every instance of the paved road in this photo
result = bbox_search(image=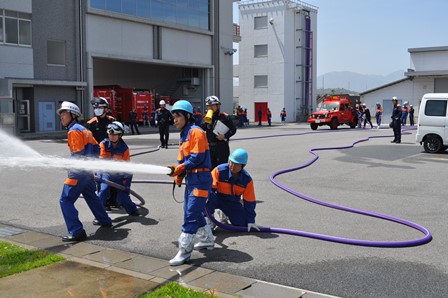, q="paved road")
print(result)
[1,123,447,298]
